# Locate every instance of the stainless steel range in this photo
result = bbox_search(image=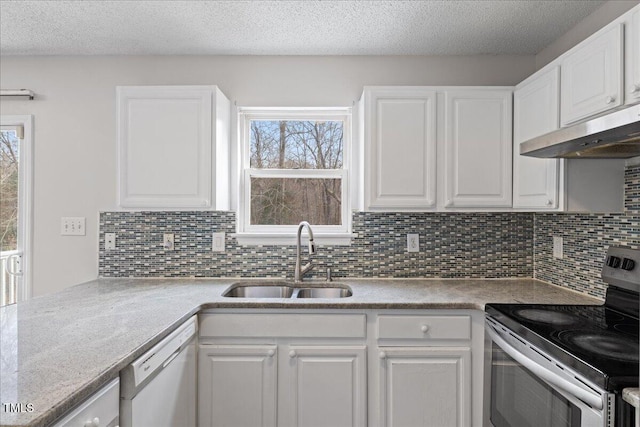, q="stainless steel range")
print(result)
[485,246,639,427]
